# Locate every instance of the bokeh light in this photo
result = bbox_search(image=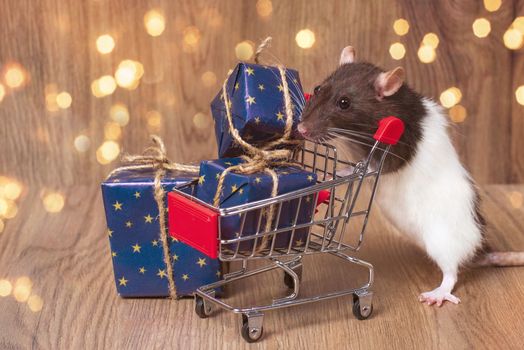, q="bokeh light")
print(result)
[0,219,3,233]
[115,60,144,89]
[503,28,524,50]
[96,34,115,54]
[3,181,22,200]
[91,75,117,97]
[183,26,201,50]
[389,42,406,60]
[97,141,120,164]
[472,18,491,38]
[508,191,523,208]
[423,33,440,49]
[513,17,524,33]
[417,45,436,63]
[201,71,217,87]
[0,279,12,297]
[235,41,254,60]
[295,29,316,49]
[4,64,28,89]
[3,201,18,219]
[104,122,122,140]
[0,198,8,216]
[43,192,65,213]
[74,134,91,153]
[193,112,209,129]
[13,277,32,302]
[146,110,162,131]
[144,9,166,37]
[440,87,462,108]
[27,294,44,312]
[448,105,467,123]
[484,0,502,12]
[393,19,410,36]
[516,86,524,106]
[256,0,273,18]
[56,91,72,109]
[0,83,5,102]
[110,103,130,126]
